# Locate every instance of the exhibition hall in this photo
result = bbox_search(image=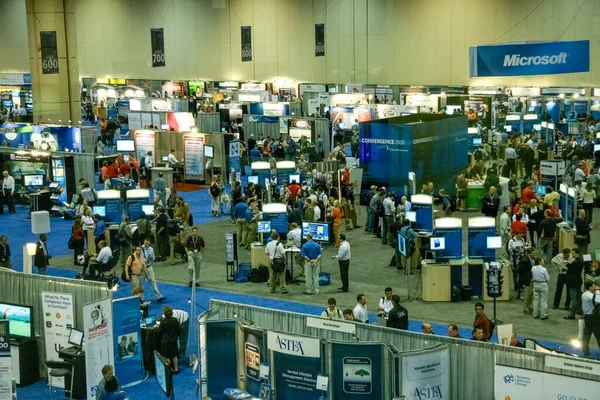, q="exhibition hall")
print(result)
[1,0,600,399]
